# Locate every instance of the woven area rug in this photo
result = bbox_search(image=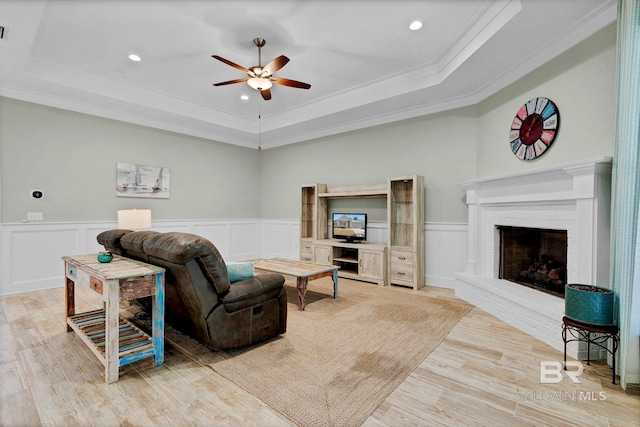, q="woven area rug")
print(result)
[143,278,473,426]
